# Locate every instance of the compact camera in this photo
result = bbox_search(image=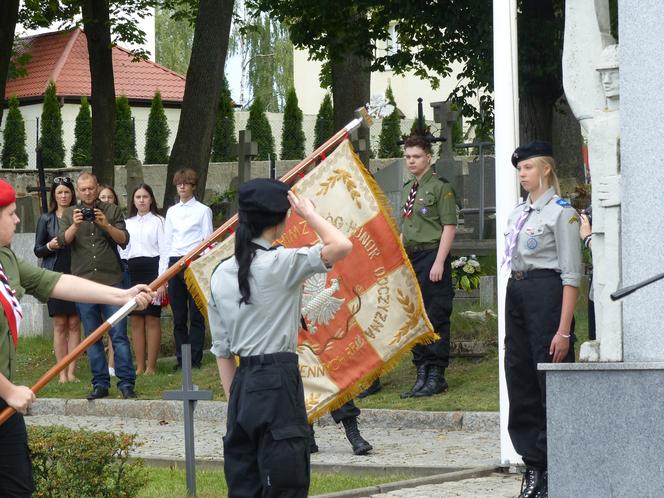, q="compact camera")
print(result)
[80,206,96,222]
